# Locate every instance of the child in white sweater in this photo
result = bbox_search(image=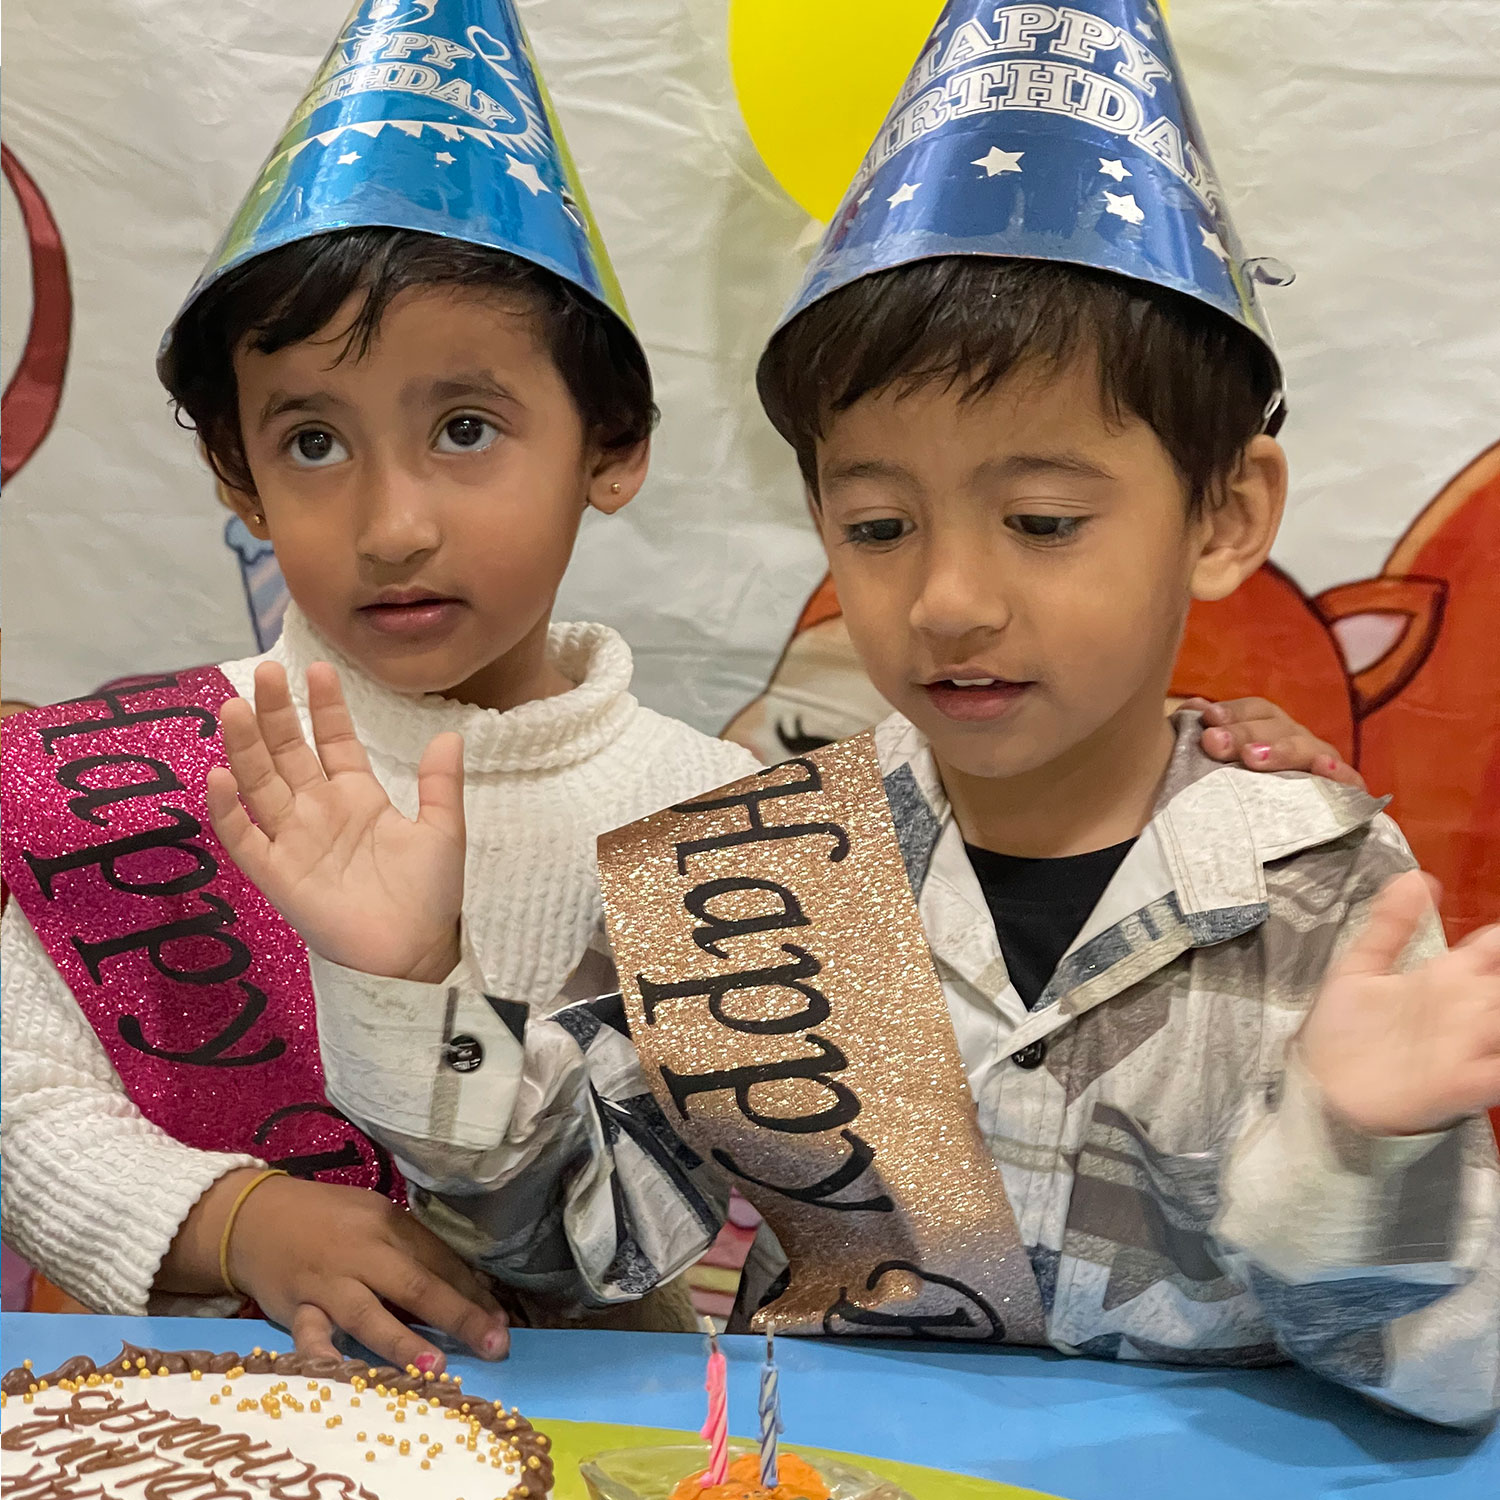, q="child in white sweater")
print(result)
[1,0,756,1374]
